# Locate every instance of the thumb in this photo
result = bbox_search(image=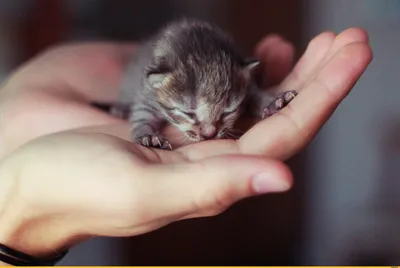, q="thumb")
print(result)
[141,154,292,221]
